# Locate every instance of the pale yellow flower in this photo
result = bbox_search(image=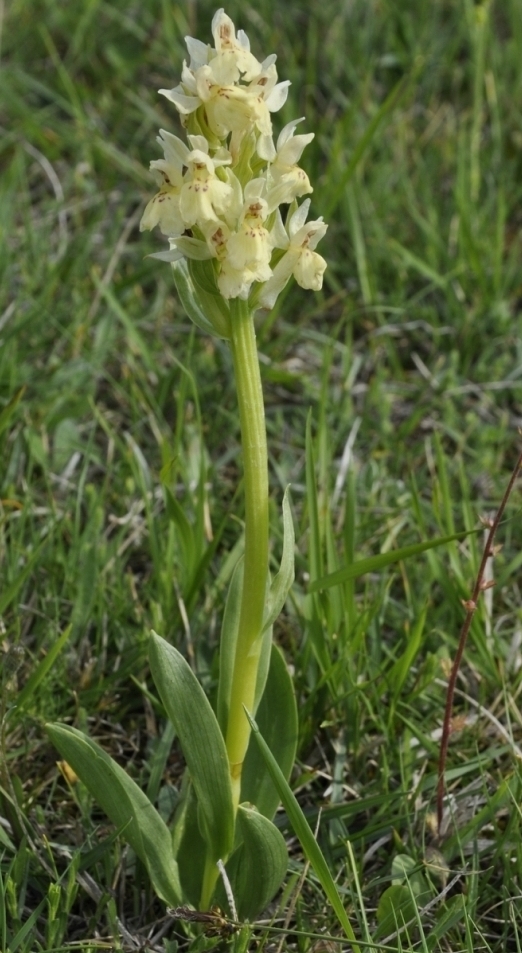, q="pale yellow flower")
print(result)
[265,119,314,210]
[259,200,327,308]
[210,8,262,82]
[140,129,186,237]
[217,179,274,298]
[179,136,233,226]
